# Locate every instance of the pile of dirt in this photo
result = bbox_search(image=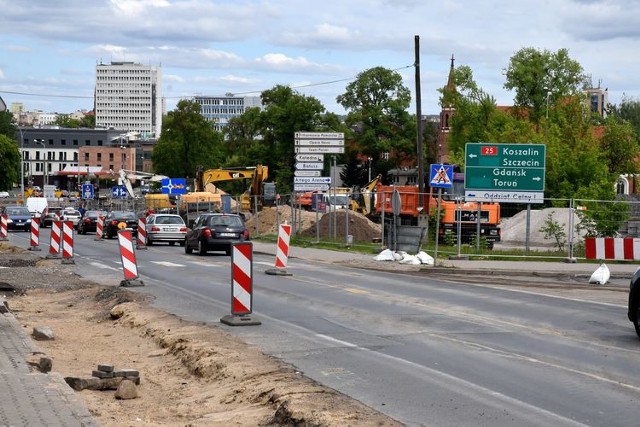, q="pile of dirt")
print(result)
[245,207,382,243]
